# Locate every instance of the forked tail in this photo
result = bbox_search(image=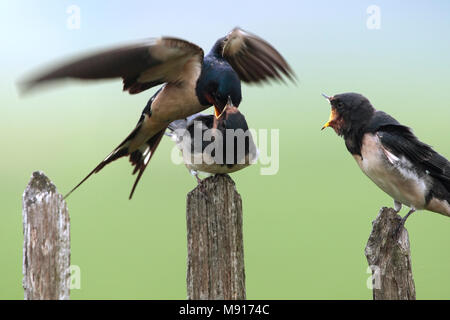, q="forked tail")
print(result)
[64,126,167,200]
